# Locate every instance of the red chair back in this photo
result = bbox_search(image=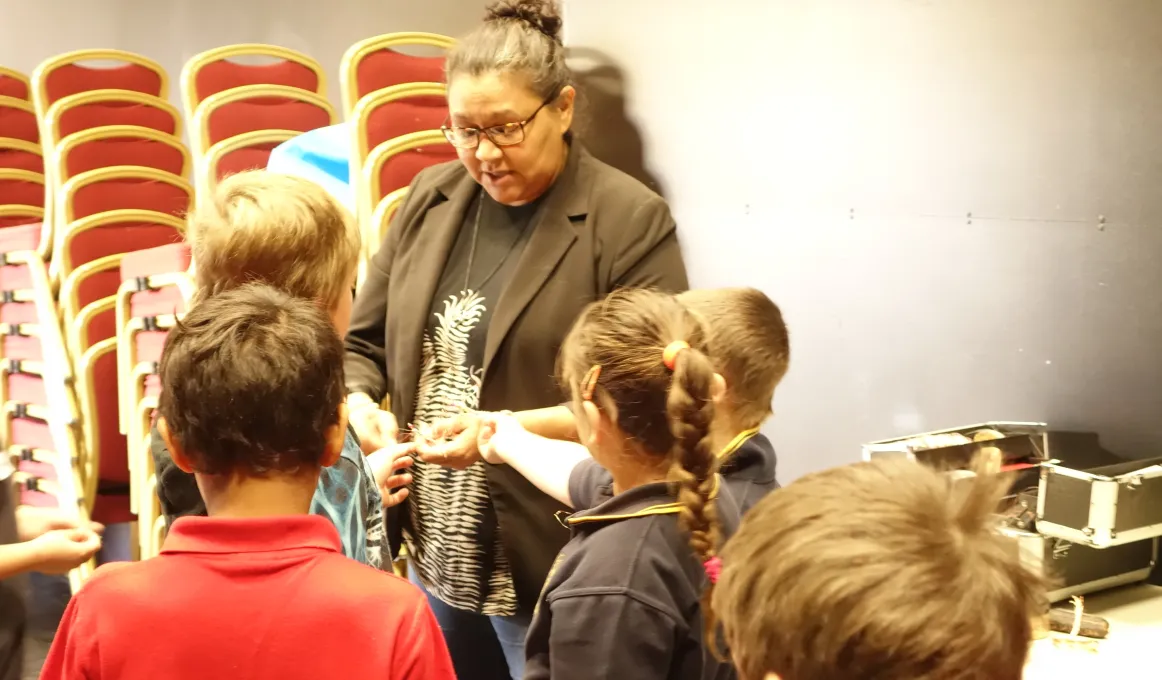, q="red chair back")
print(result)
[365,99,447,153]
[355,50,445,103]
[186,45,324,112]
[0,69,29,100]
[63,212,184,276]
[87,347,128,484]
[36,50,166,110]
[0,140,42,173]
[206,97,332,148]
[68,176,190,223]
[55,96,179,141]
[0,97,38,143]
[214,142,279,180]
[379,145,457,198]
[0,170,44,210]
[61,133,186,183]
